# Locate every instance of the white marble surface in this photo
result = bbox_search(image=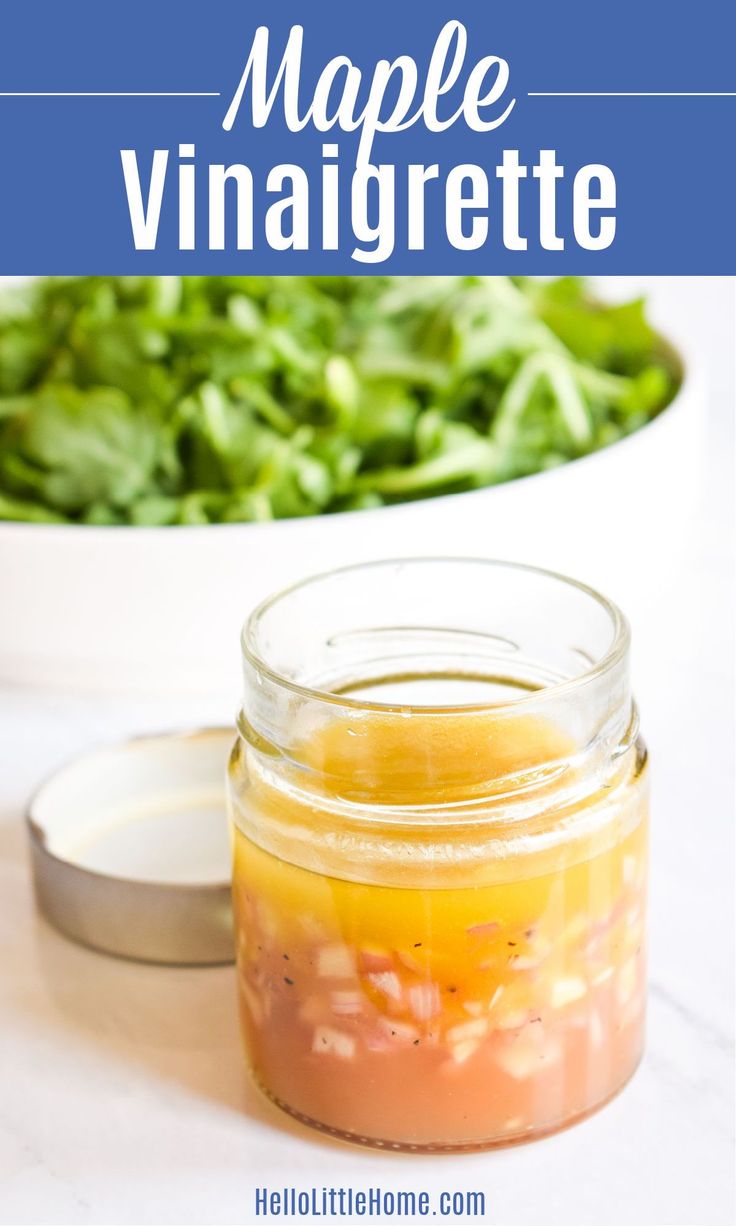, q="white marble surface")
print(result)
[0,279,733,1225]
